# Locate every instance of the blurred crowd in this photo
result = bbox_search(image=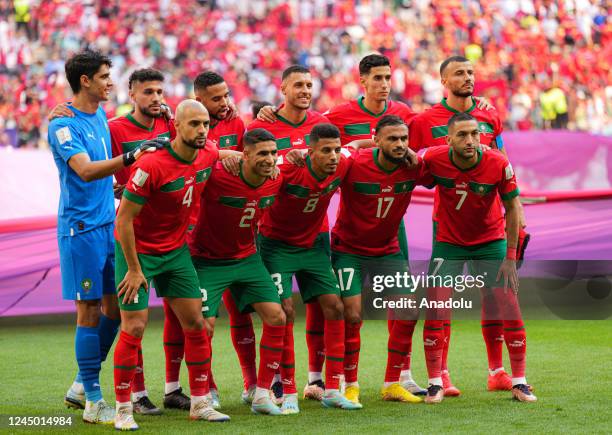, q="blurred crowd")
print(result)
[1,0,610,148]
